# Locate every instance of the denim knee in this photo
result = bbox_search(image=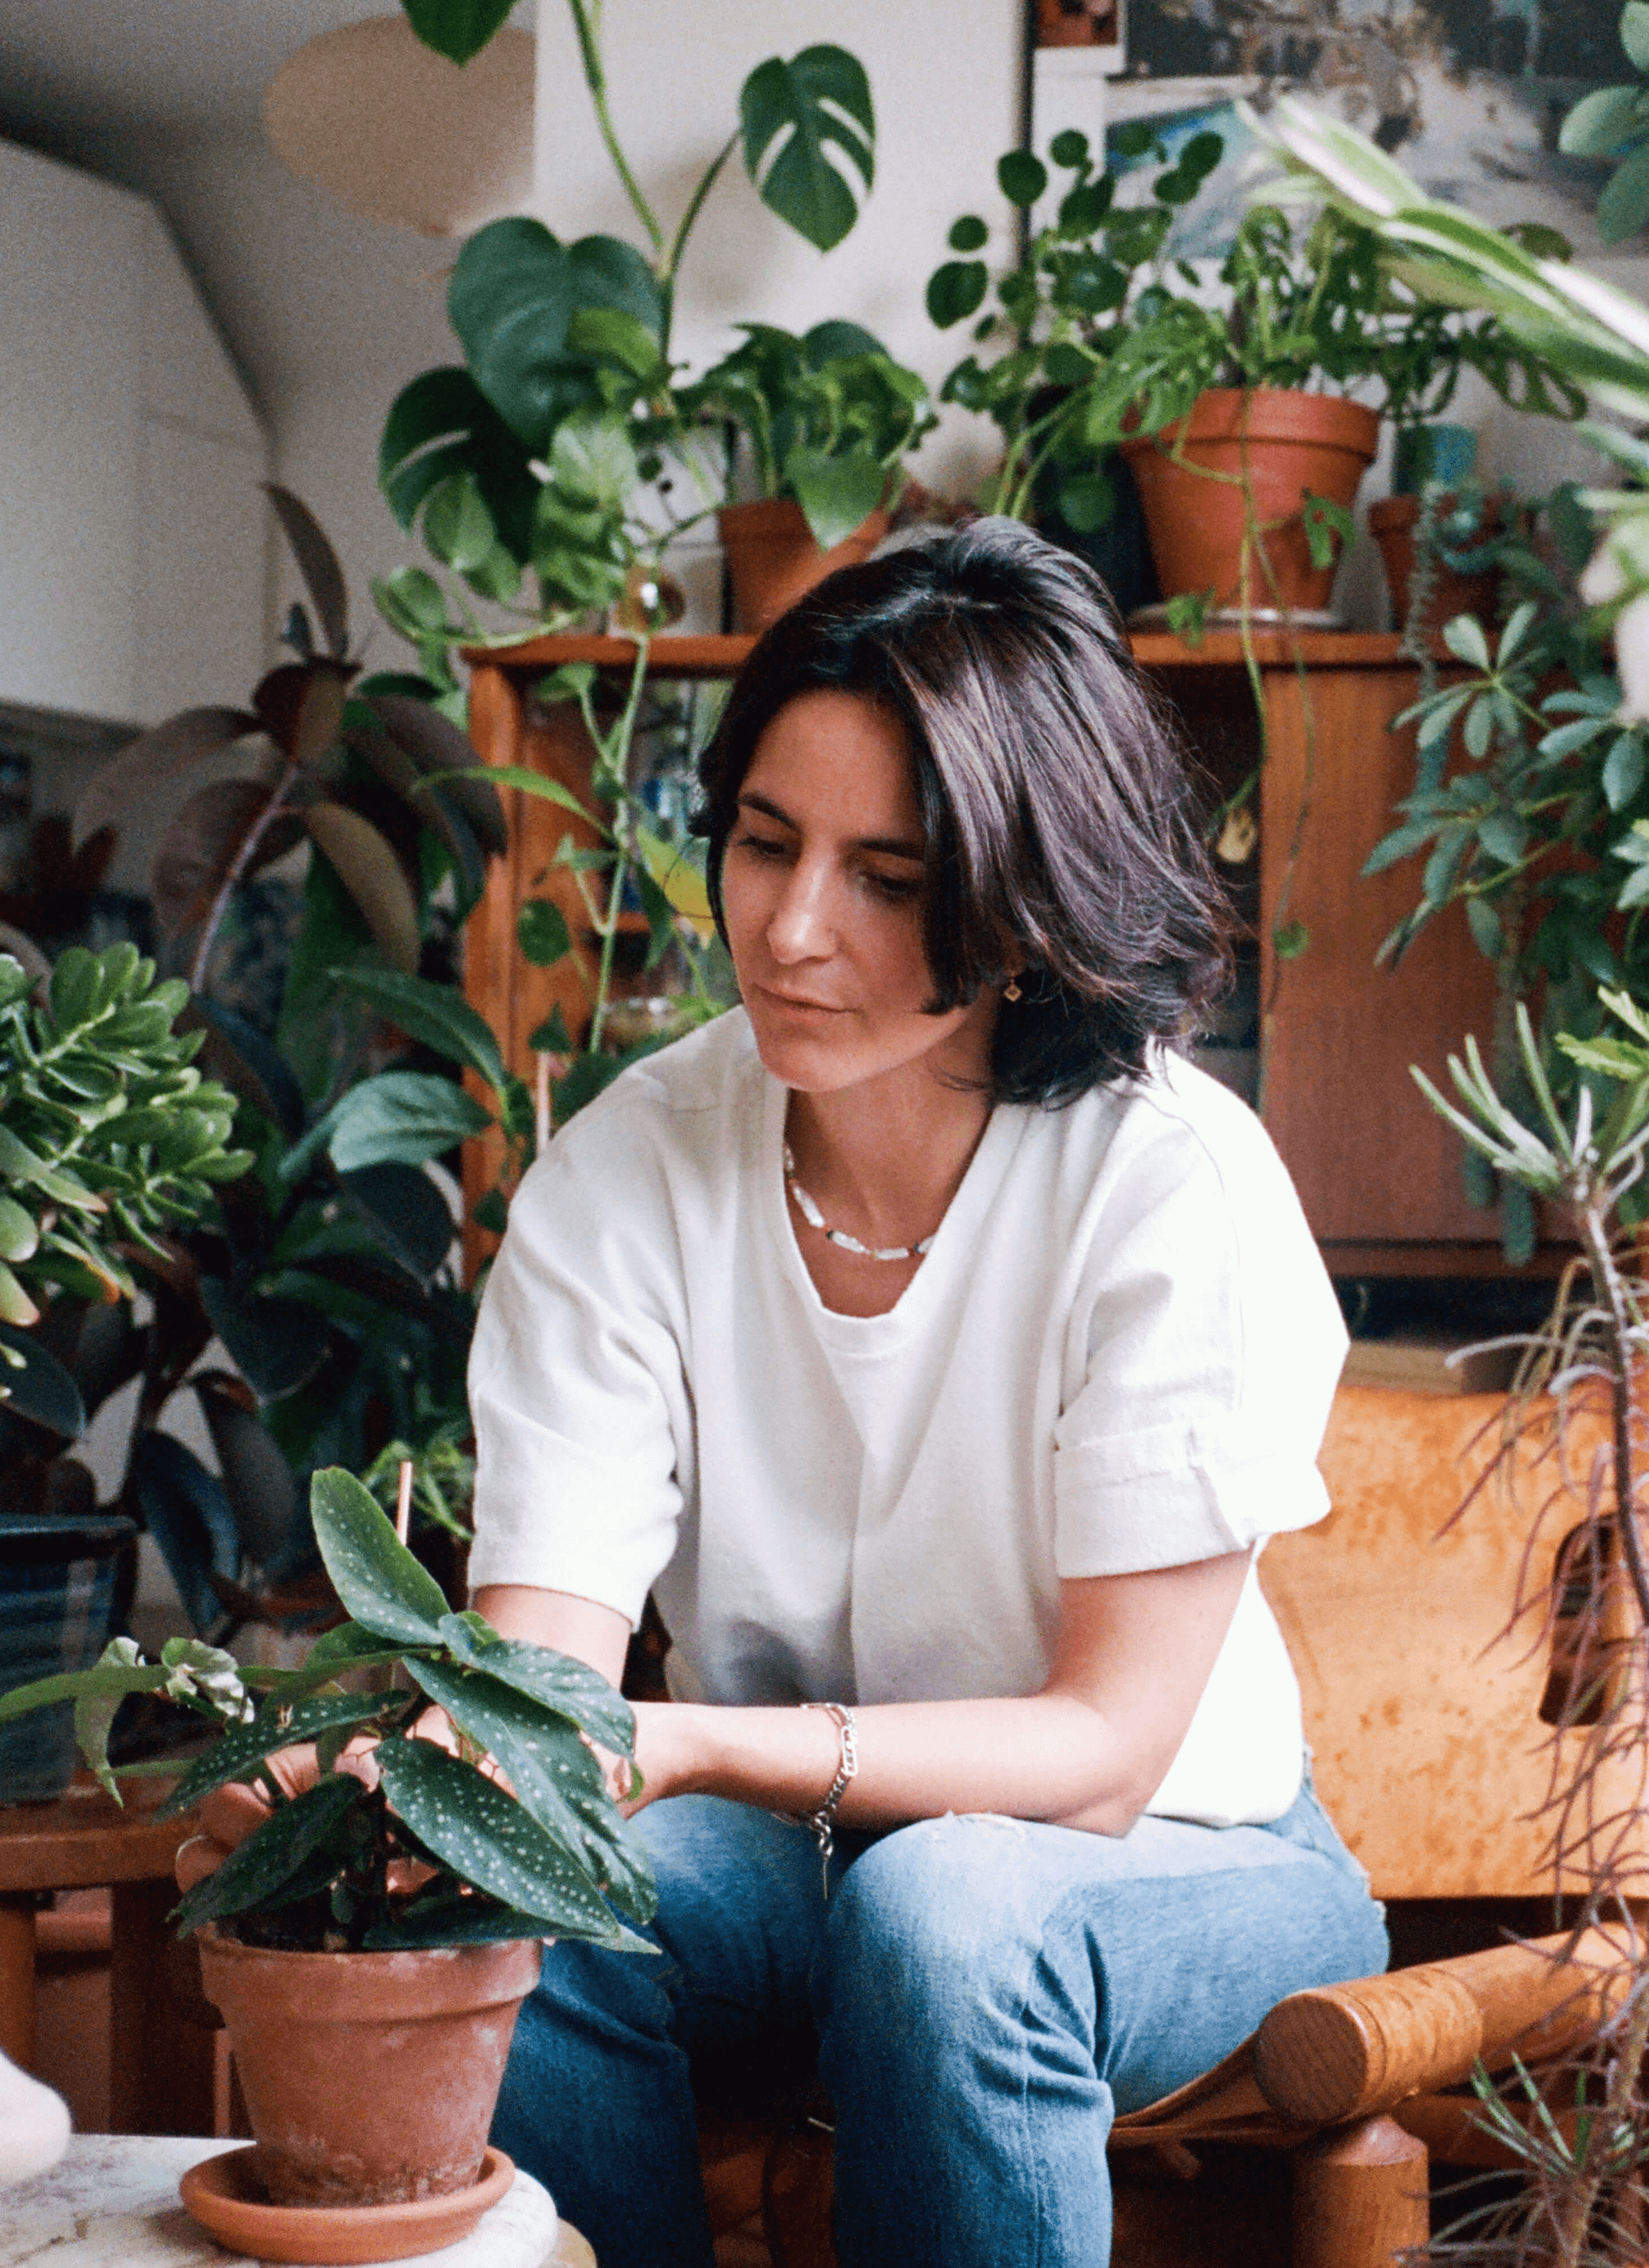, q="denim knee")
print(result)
[820,1816,1055,2057]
